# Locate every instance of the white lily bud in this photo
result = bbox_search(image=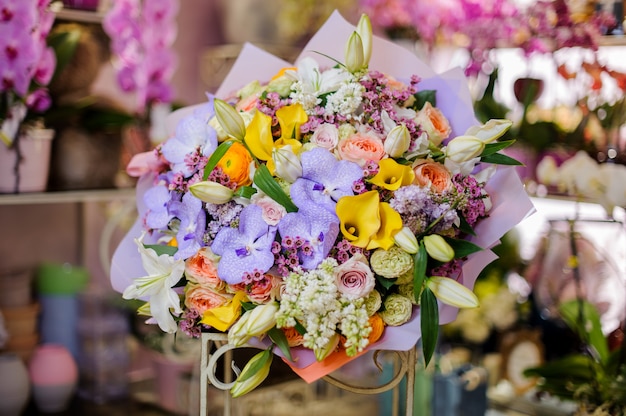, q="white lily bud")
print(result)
[214,98,246,141]
[244,302,279,337]
[314,333,340,361]
[445,135,485,163]
[356,14,372,67]
[345,31,365,74]
[384,124,411,158]
[426,276,479,308]
[465,119,513,143]
[423,234,454,263]
[189,181,234,204]
[272,146,302,183]
[230,349,273,398]
[393,227,419,254]
[228,311,252,347]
